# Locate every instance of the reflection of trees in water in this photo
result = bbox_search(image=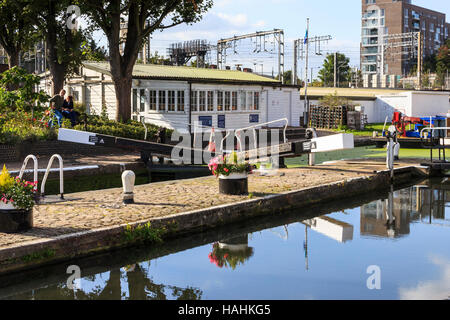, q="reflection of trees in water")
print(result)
[9,263,202,300]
